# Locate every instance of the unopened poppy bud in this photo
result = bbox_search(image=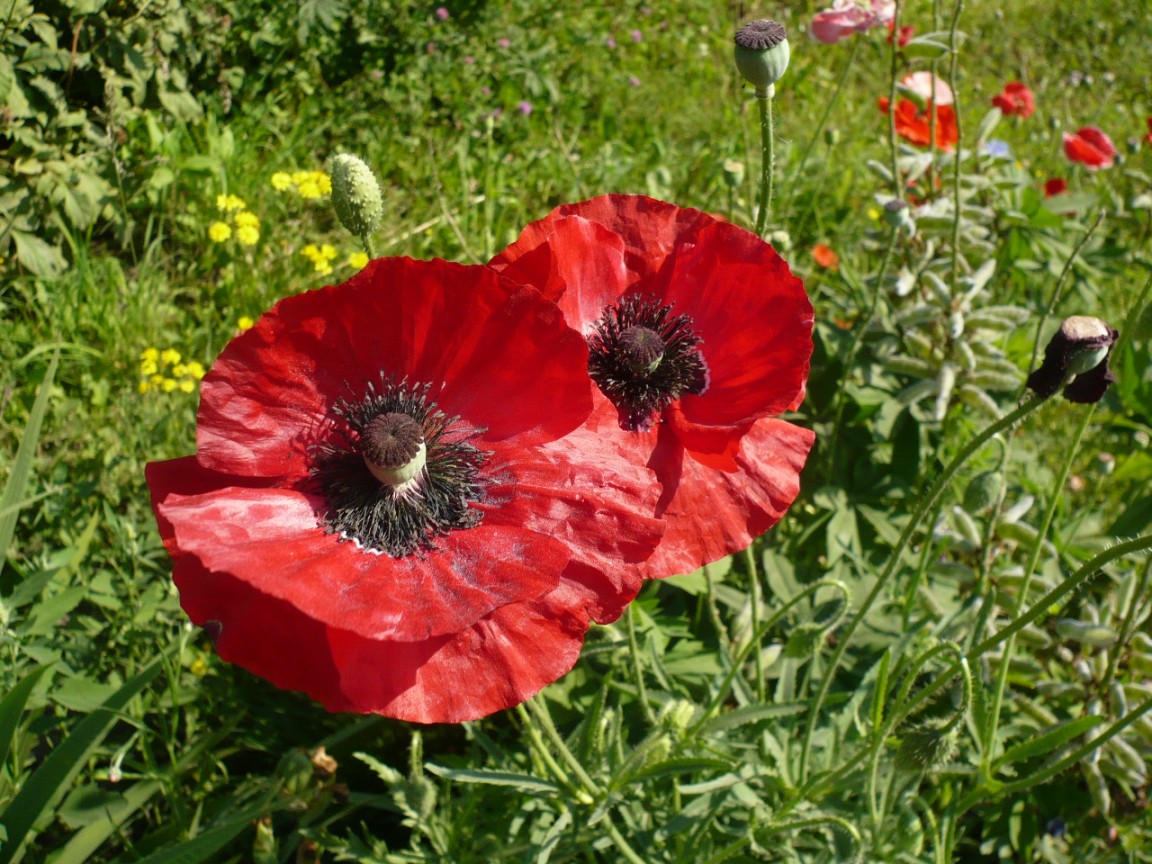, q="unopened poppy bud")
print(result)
[883,199,916,237]
[962,470,1002,513]
[895,719,959,772]
[768,229,793,252]
[658,700,697,738]
[1026,315,1118,403]
[1055,619,1119,648]
[734,19,790,97]
[330,153,384,241]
